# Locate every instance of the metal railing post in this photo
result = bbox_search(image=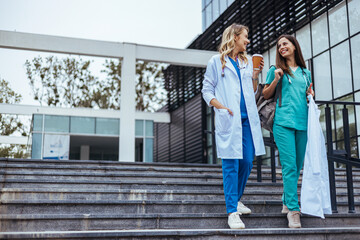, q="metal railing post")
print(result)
[270,133,276,183]
[257,156,262,182]
[325,105,338,213]
[343,106,355,213]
